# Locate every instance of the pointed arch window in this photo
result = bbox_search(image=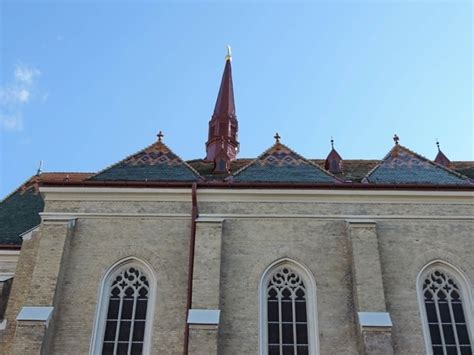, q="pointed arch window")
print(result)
[91,258,155,355]
[419,263,473,355]
[260,260,319,355]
